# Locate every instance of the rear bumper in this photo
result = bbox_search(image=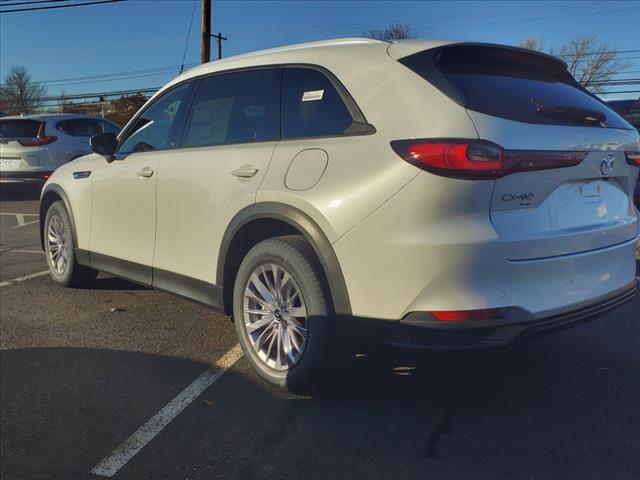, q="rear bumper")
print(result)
[337,281,637,351]
[0,170,53,184]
